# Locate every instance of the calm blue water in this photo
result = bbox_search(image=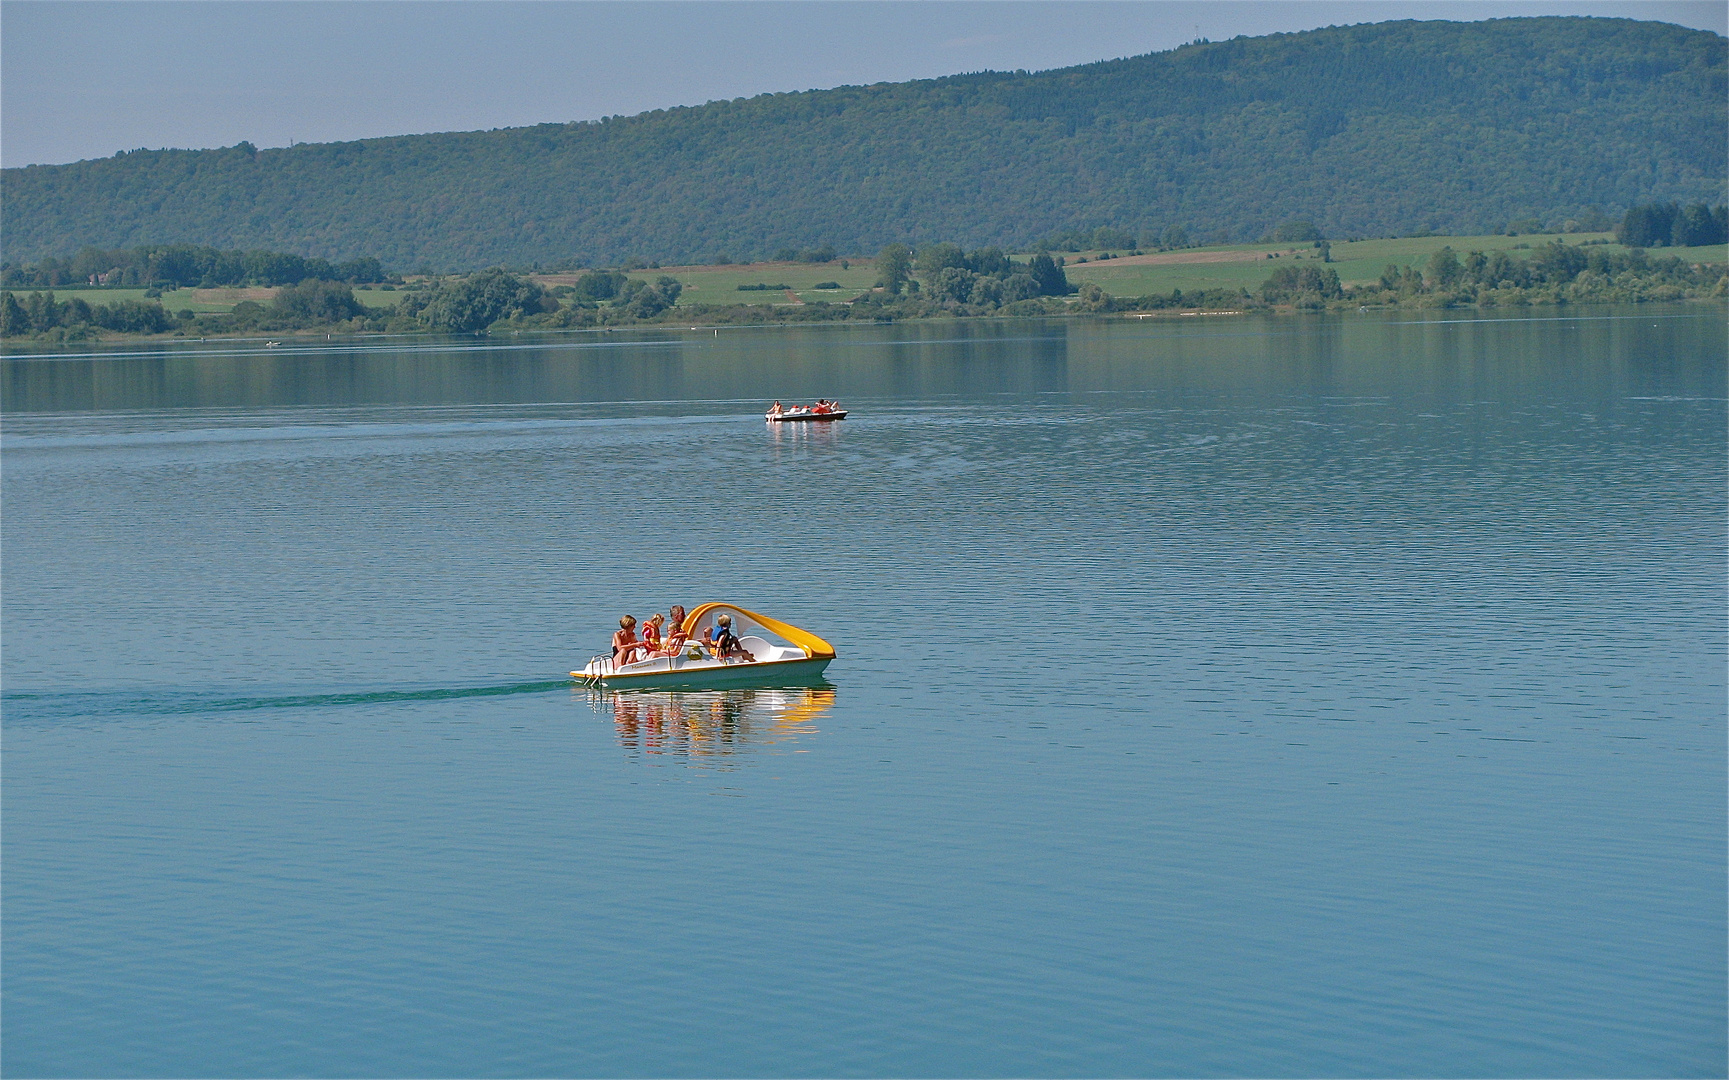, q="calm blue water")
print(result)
[4,310,1725,1077]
